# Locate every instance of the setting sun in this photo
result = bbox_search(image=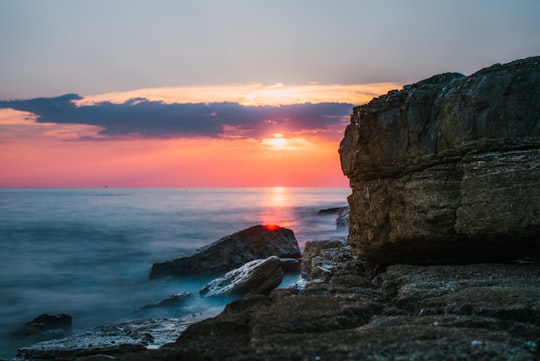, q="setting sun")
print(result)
[269,134,286,148]
[261,133,288,150]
